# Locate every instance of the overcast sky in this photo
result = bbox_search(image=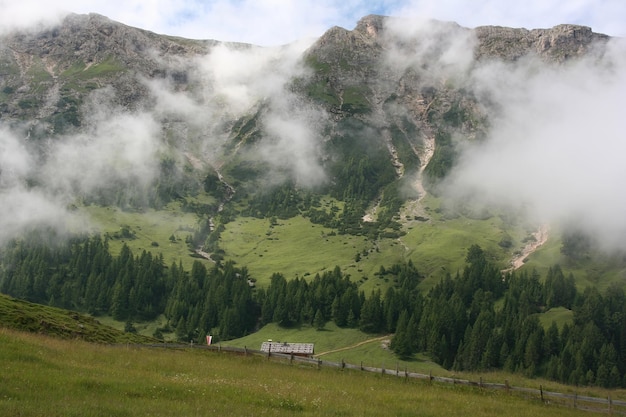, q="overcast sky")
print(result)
[1,0,624,45]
